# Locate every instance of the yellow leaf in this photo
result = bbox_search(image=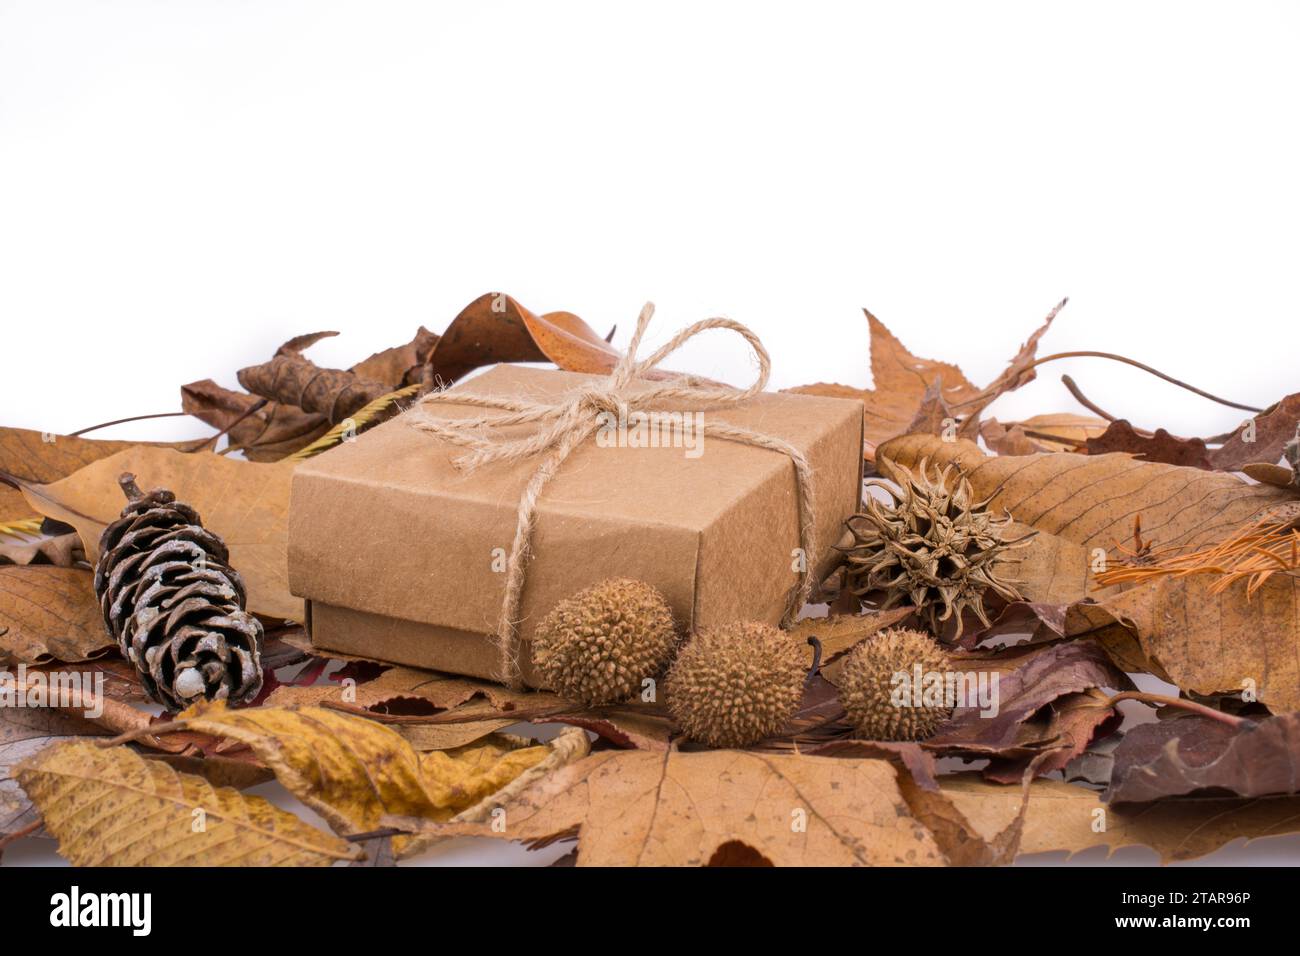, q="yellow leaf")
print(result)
[175,702,554,844]
[287,383,422,461]
[16,741,359,866]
